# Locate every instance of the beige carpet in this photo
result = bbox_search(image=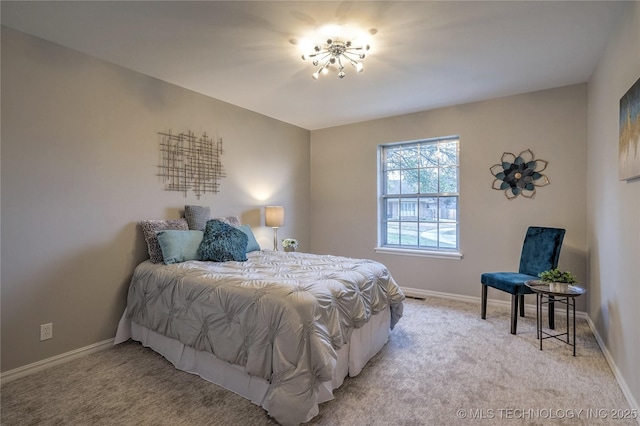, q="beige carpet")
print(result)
[2,296,636,425]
